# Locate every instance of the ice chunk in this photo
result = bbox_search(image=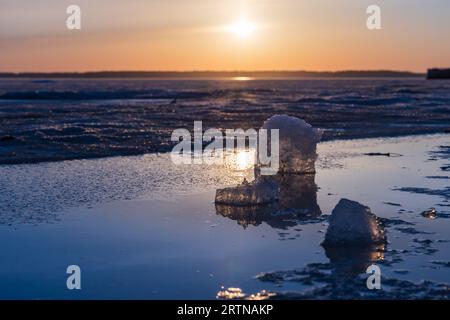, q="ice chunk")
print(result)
[322,199,387,247]
[421,208,437,219]
[215,177,279,206]
[214,115,321,207]
[259,115,322,174]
